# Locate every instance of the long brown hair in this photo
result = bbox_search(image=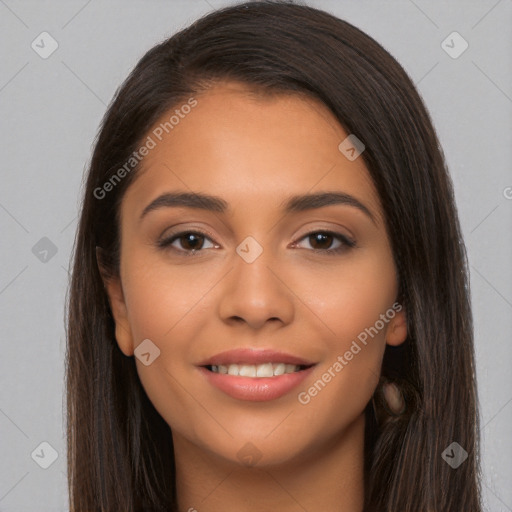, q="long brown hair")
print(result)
[65,1,482,510]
